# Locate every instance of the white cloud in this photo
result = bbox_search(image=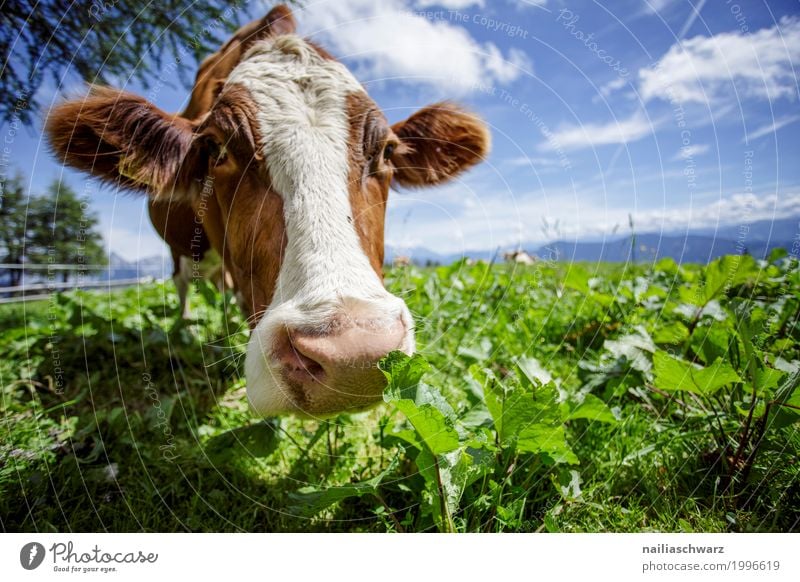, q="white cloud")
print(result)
[640,16,800,104]
[672,143,710,160]
[511,0,548,6]
[598,76,628,98]
[635,0,680,18]
[484,46,532,84]
[645,0,679,12]
[540,111,657,152]
[747,114,800,141]
[297,0,532,93]
[632,191,800,234]
[386,185,800,254]
[506,155,563,168]
[415,0,484,8]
